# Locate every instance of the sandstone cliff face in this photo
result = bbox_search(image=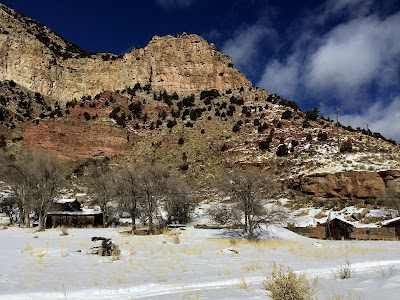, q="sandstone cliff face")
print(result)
[0,5,251,104]
[289,170,400,200]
